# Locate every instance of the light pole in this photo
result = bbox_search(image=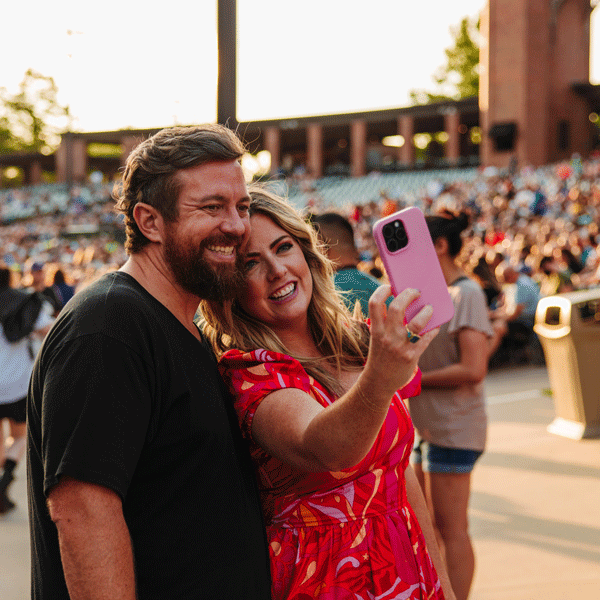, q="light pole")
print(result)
[217,0,237,128]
